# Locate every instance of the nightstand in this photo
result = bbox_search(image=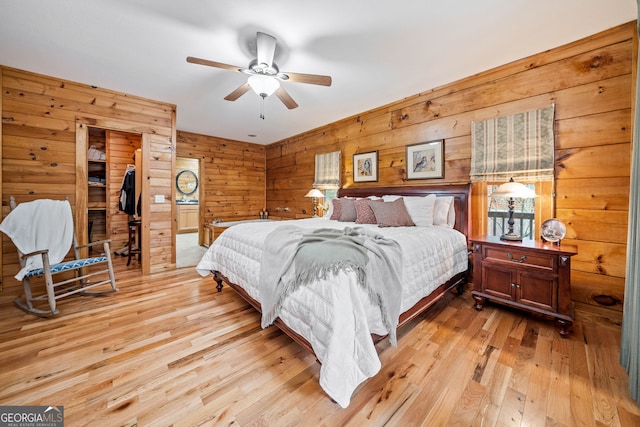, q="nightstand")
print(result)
[470,235,578,337]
